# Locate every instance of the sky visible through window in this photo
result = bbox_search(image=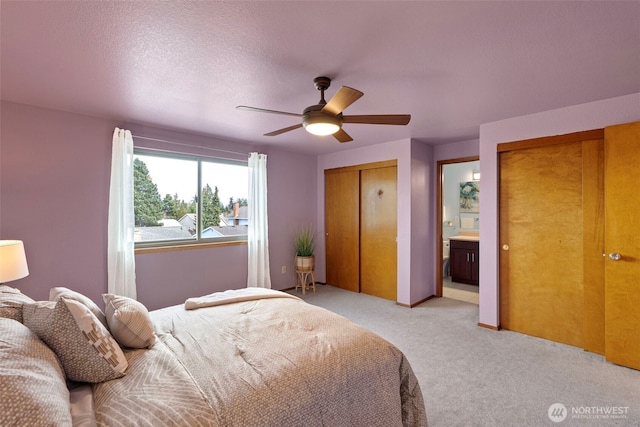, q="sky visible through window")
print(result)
[137,155,248,206]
